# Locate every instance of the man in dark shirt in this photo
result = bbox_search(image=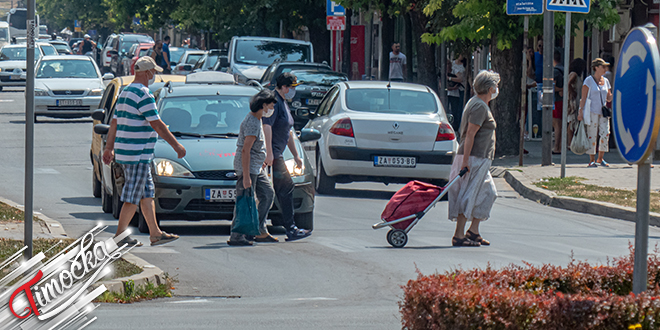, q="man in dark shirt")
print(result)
[263,73,312,241]
[534,39,543,84]
[162,35,172,74]
[79,34,96,55]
